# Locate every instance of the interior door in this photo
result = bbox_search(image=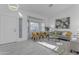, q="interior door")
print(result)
[1,15,17,43]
